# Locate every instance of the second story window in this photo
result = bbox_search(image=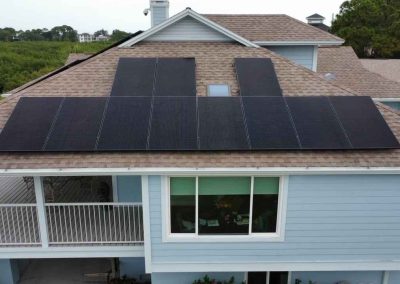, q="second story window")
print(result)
[207,84,230,97]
